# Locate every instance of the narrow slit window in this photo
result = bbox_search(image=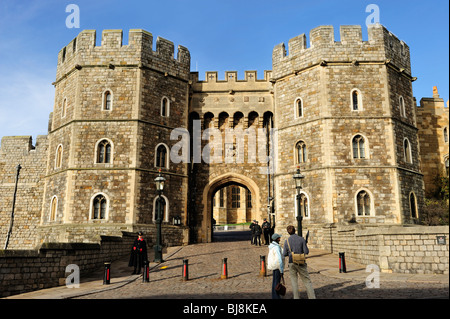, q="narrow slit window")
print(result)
[104,91,112,110]
[156,145,168,168]
[404,139,412,163]
[352,91,359,110]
